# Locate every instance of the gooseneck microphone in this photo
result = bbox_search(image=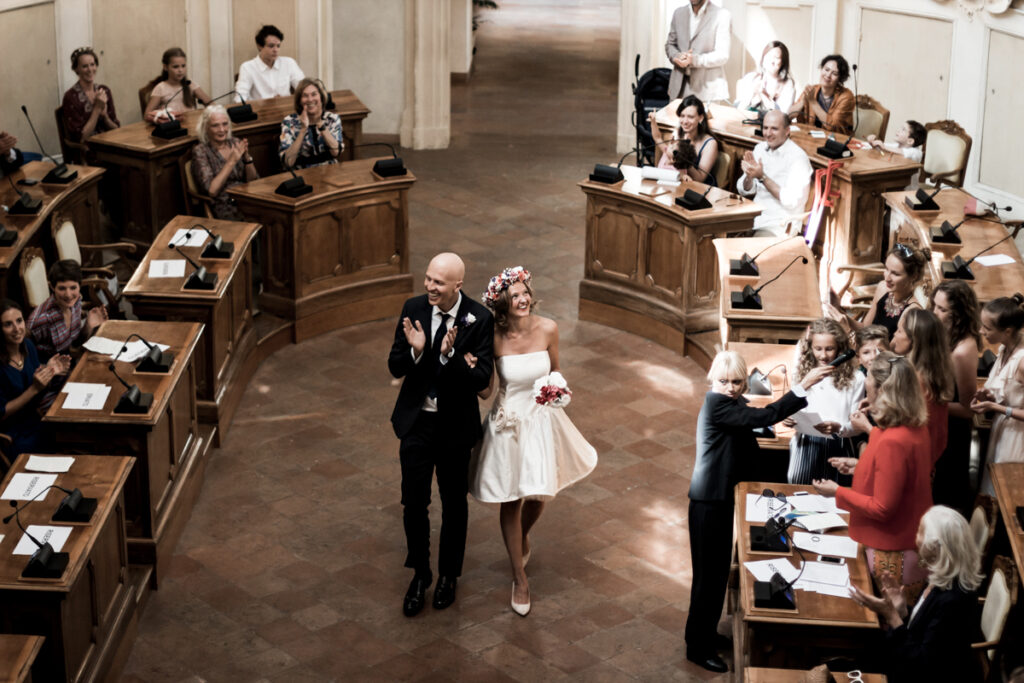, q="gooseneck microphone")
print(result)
[151,80,191,140]
[204,90,258,124]
[274,164,314,198]
[189,222,234,259]
[21,105,78,183]
[5,173,41,216]
[4,496,70,578]
[941,232,1017,281]
[167,233,217,289]
[731,255,809,310]
[120,332,174,373]
[932,218,966,244]
[905,184,944,212]
[730,235,802,276]
[109,343,154,413]
[355,142,409,178]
